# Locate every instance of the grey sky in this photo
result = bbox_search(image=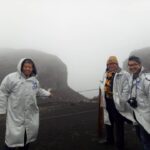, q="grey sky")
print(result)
[0,0,150,98]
